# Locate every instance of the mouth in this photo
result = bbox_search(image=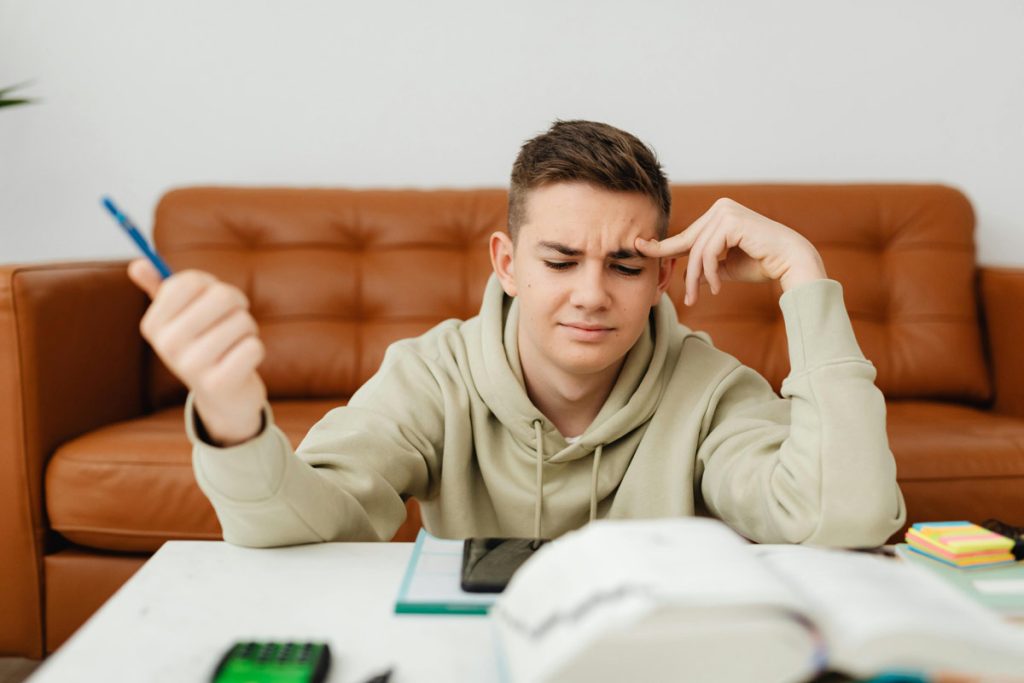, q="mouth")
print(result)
[559,322,615,341]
